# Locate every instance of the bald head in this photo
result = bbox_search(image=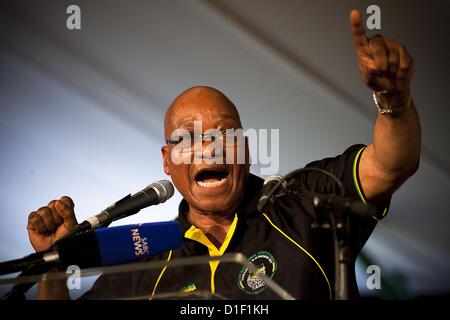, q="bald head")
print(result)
[164,86,241,138]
